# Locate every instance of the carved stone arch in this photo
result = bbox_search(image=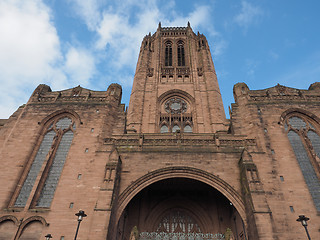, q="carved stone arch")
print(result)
[158,90,196,132]
[176,39,185,45]
[279,108,320,126]
[16,216,48,239]
[0,215,19,225]
[163,39,173,45]
[39,109,82,129]
[20,216,49,229]
[184,120,193,127]
[114,167,246,227]
[158,89,195,106]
